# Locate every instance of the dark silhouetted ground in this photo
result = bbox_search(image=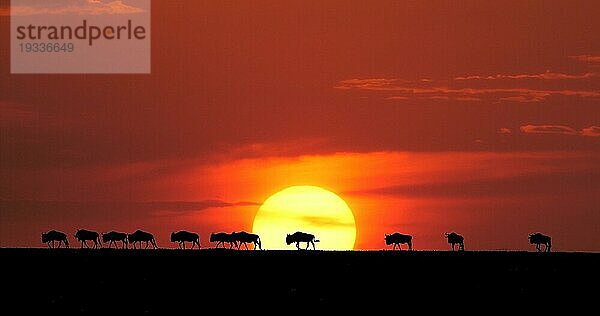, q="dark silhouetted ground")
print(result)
[2,249,598,313]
